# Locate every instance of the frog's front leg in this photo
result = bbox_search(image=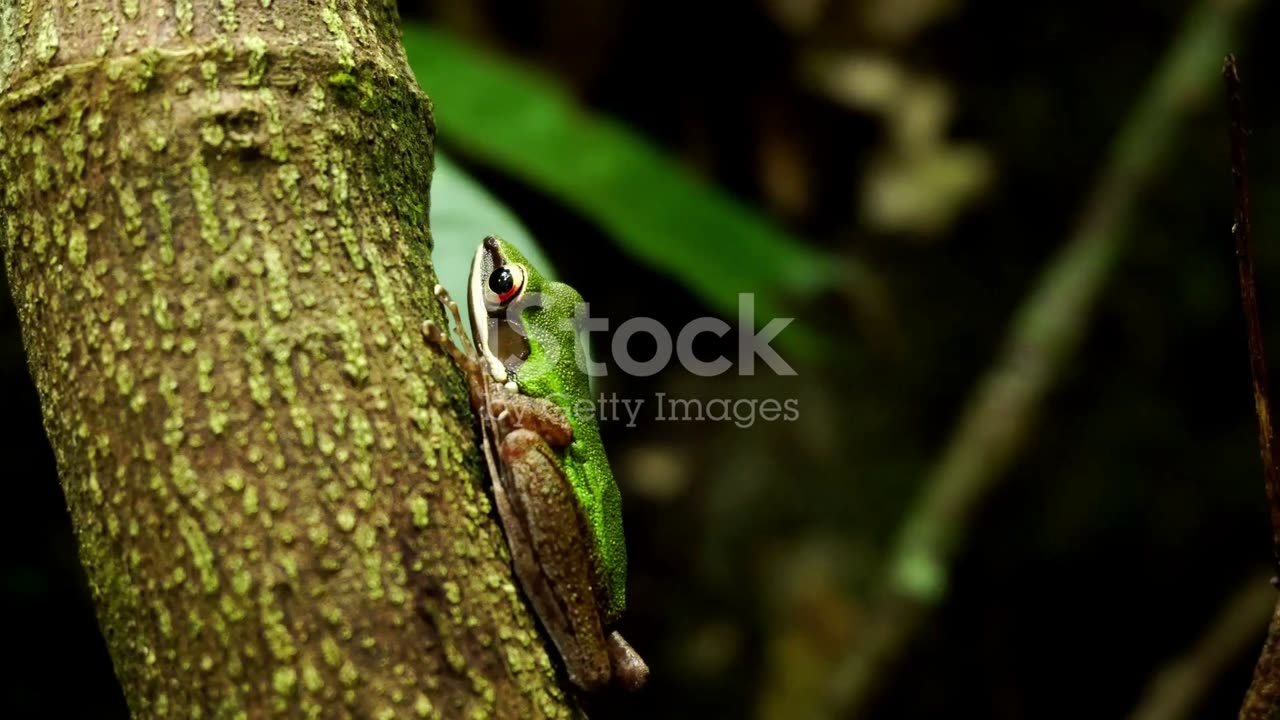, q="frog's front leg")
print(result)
[498,428,615,691]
